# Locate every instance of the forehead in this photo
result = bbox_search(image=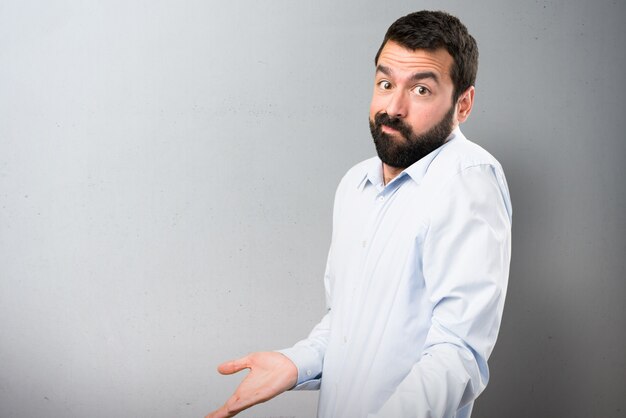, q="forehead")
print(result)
[376,41,454,80]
